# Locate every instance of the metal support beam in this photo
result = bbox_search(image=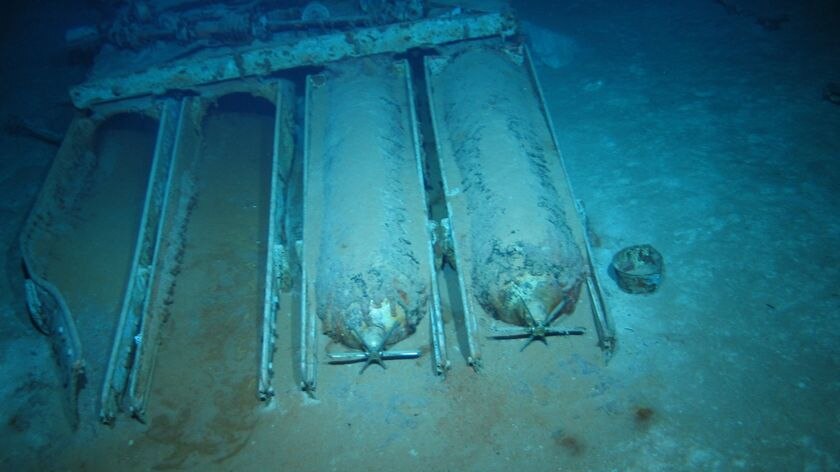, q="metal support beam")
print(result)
[99,99,187,423]
[299,74,318,394]
[259,80,296,401]
[424,56,483,371]
[405,60,450,376]
[523,47,617,359]
[18,117,100,427]
[21,271,85,428]
[70,12,516,109]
